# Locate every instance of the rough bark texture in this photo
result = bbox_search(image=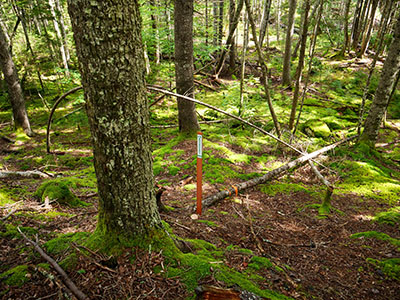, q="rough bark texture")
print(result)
[67,0,161,237]
[0,23,32,136]
[361,17,400,144]
[282,0,297,86]
[174,0,199,134]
